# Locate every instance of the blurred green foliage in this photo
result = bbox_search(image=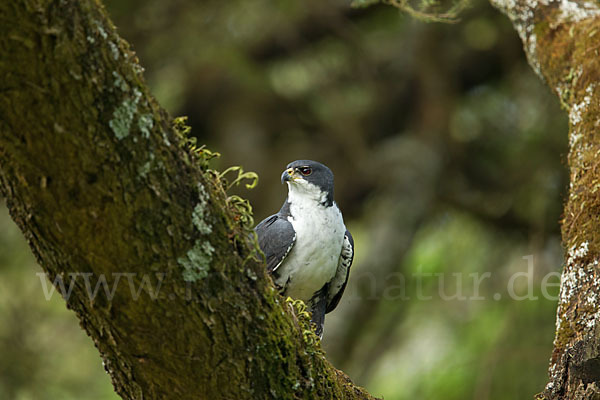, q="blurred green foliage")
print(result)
[0,0,568,398]
[0,207,119,400]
